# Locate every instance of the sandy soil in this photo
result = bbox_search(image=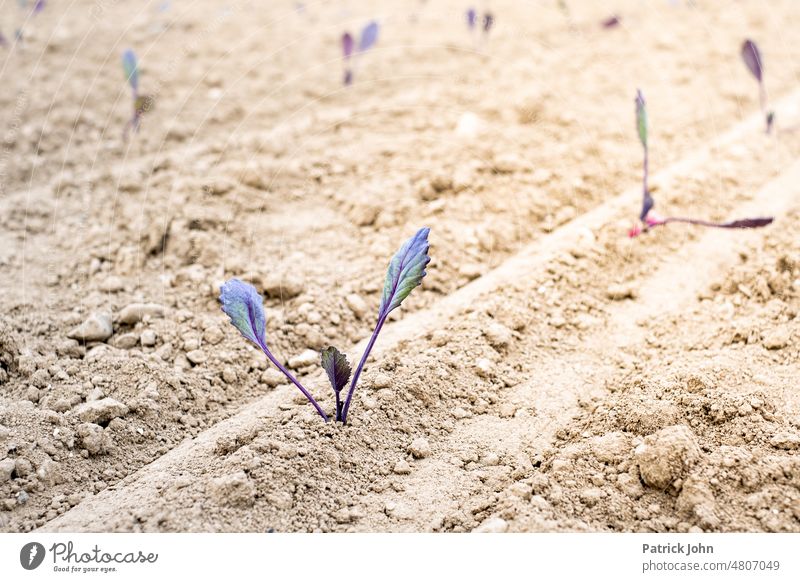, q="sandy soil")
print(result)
[1,0,799,533]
